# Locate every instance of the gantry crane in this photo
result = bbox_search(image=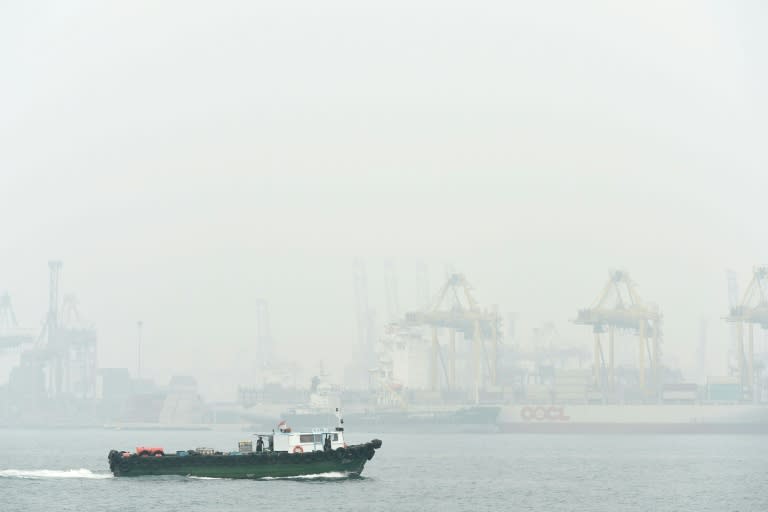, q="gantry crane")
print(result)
[21,261,97,398]
[404,273,500,401]
[0,292,36,349]
[353,260,376,369]
[724,266,768,398]
[531,322,589,369]
[574,270,662,395]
